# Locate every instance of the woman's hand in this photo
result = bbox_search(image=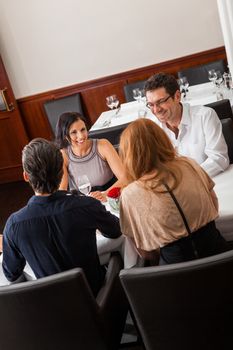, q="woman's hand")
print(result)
[90,191,107,202]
